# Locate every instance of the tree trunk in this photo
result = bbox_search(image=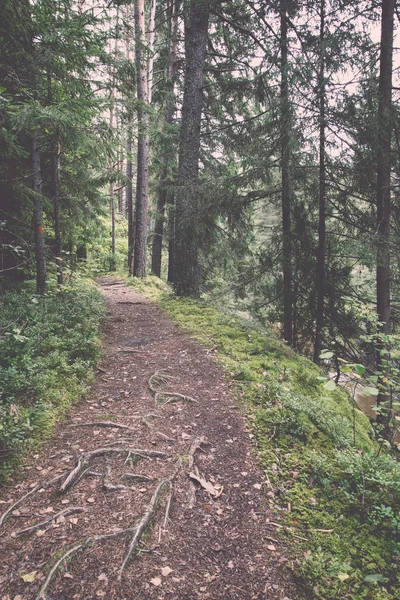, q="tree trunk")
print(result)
[147,0,157,105]
[51,133,62,286]
[167,199,176,284]
[133,0,150,278]
[32,129,46,294]
[125,3,134,275]
[127,137,134,274]
[47,72,62,287]
[151,0,179,277]
[110,182,116,271]
[175,0,211,297]
[376,0,395,423]
[280,0,292,346]
[313,0,326,364]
